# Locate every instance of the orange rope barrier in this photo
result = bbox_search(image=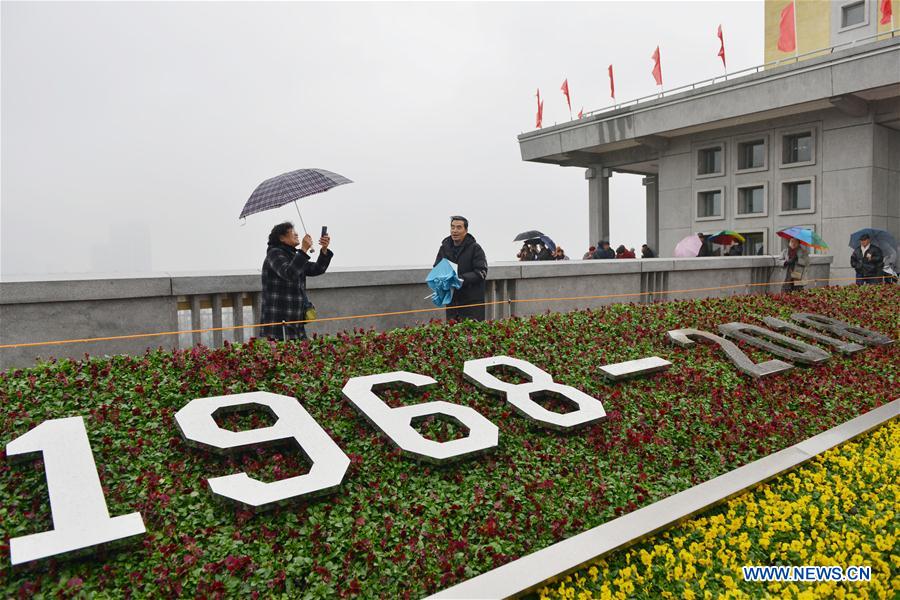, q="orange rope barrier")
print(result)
[0,275,890,350]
